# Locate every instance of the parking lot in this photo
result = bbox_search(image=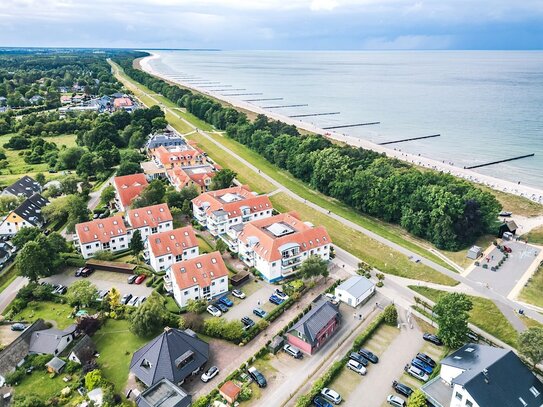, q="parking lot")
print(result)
[222,279,277,322]
[0,324,21,347]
